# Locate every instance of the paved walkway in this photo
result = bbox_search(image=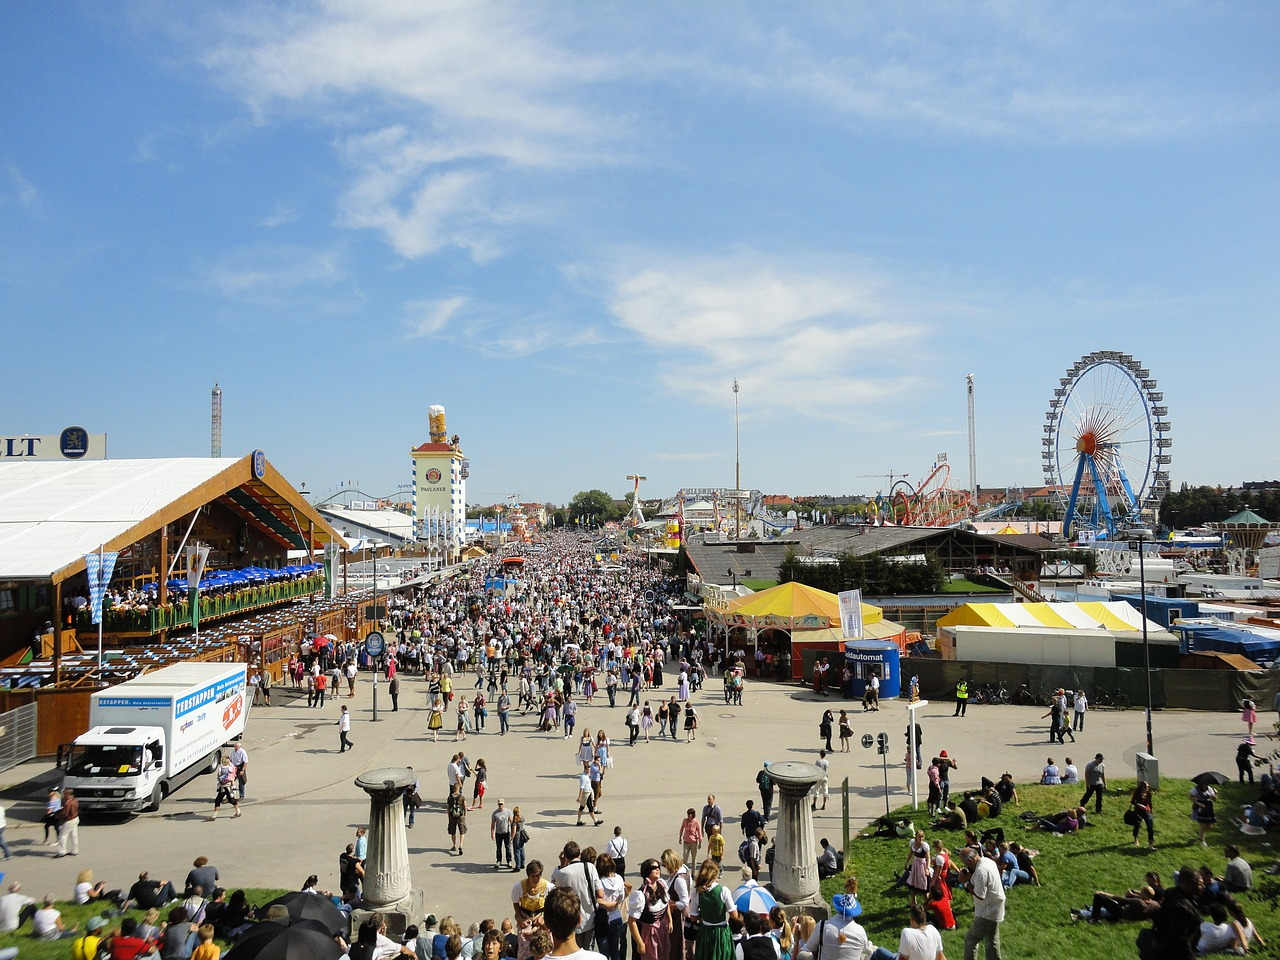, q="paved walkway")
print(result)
[0,675,1259,925]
